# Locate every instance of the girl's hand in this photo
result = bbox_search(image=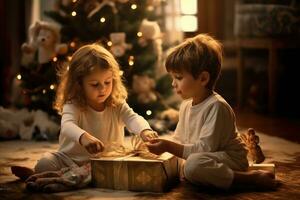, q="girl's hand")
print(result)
[146,138,168,155]
[140,130,158,142]
[79,132,104,154]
